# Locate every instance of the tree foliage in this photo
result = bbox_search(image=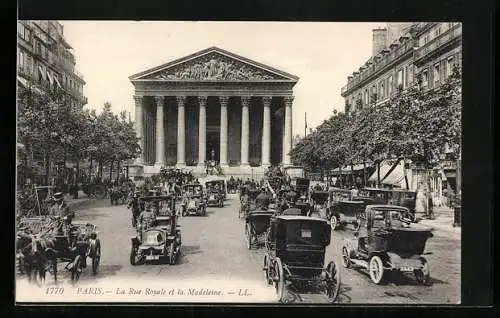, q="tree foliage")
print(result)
[290,67,462,172]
